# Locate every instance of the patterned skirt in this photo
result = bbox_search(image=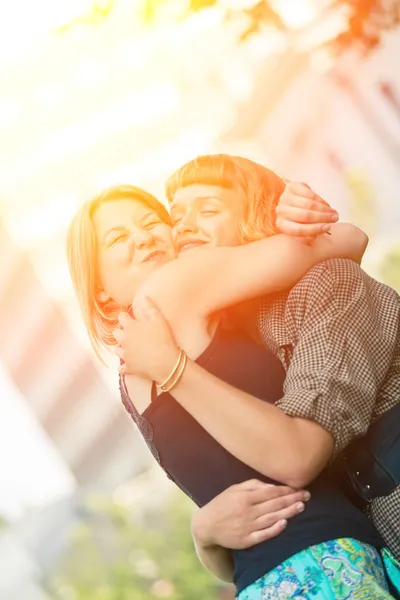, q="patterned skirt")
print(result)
[237,538,400,600]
